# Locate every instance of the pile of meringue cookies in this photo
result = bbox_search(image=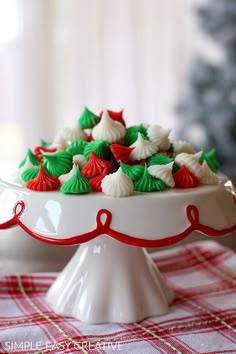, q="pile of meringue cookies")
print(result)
[13,107,220,198]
